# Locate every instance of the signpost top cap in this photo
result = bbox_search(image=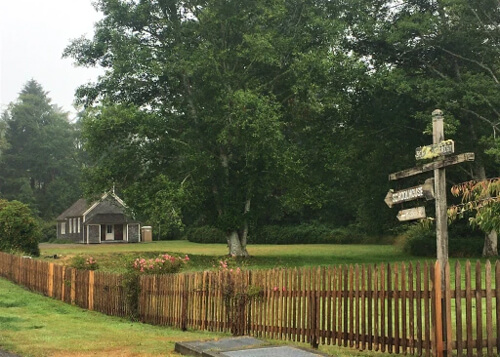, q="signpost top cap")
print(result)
[432,109,443,117]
